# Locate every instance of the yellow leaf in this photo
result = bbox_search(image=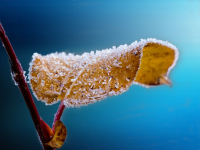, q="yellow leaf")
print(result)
[134,42,178,86]
[28,38,178,107]
[45,120,67,149]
